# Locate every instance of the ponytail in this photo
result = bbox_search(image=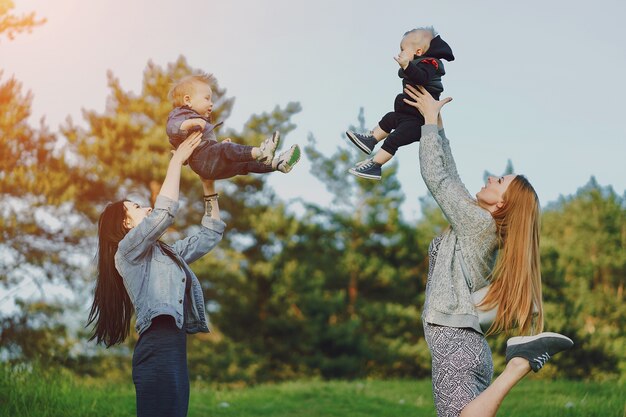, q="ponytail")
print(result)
[87,201,134,347]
